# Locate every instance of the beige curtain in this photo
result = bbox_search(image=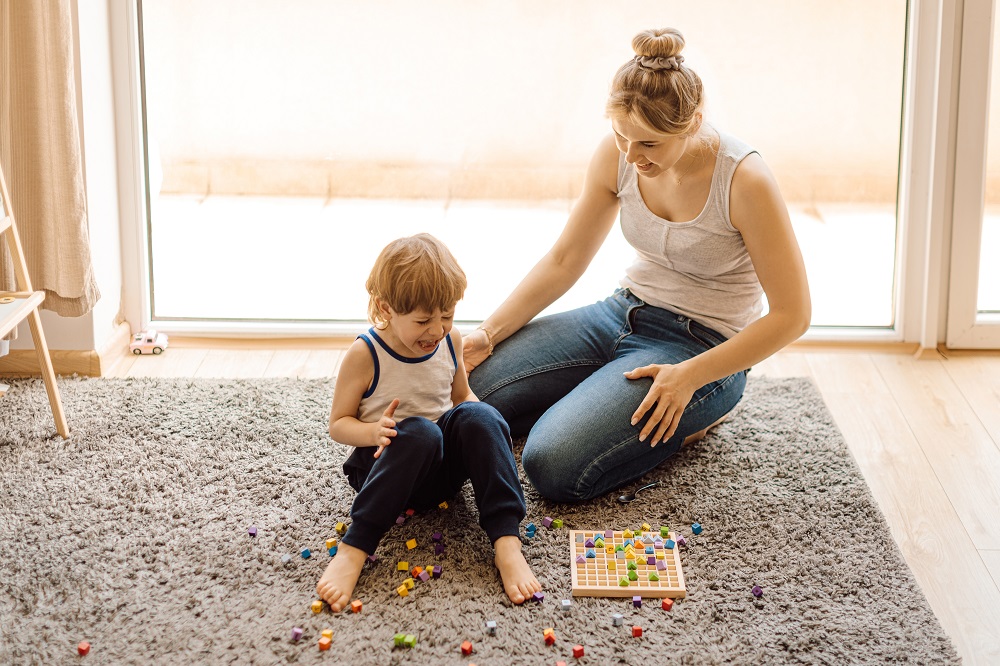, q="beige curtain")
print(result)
[0,0,100,318]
